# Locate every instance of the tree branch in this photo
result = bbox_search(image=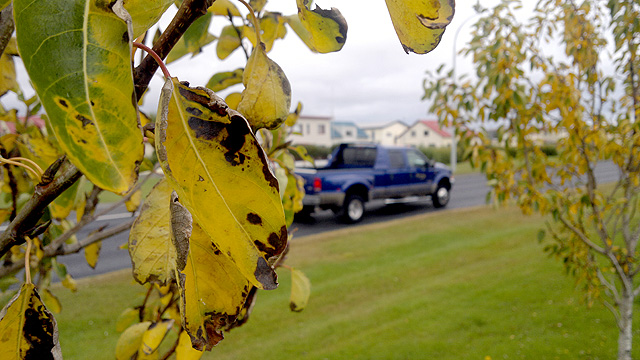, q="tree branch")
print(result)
[0,4,13,58]
[0,161,82,258]
[133,0,215,99]
[53,218,135,256]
